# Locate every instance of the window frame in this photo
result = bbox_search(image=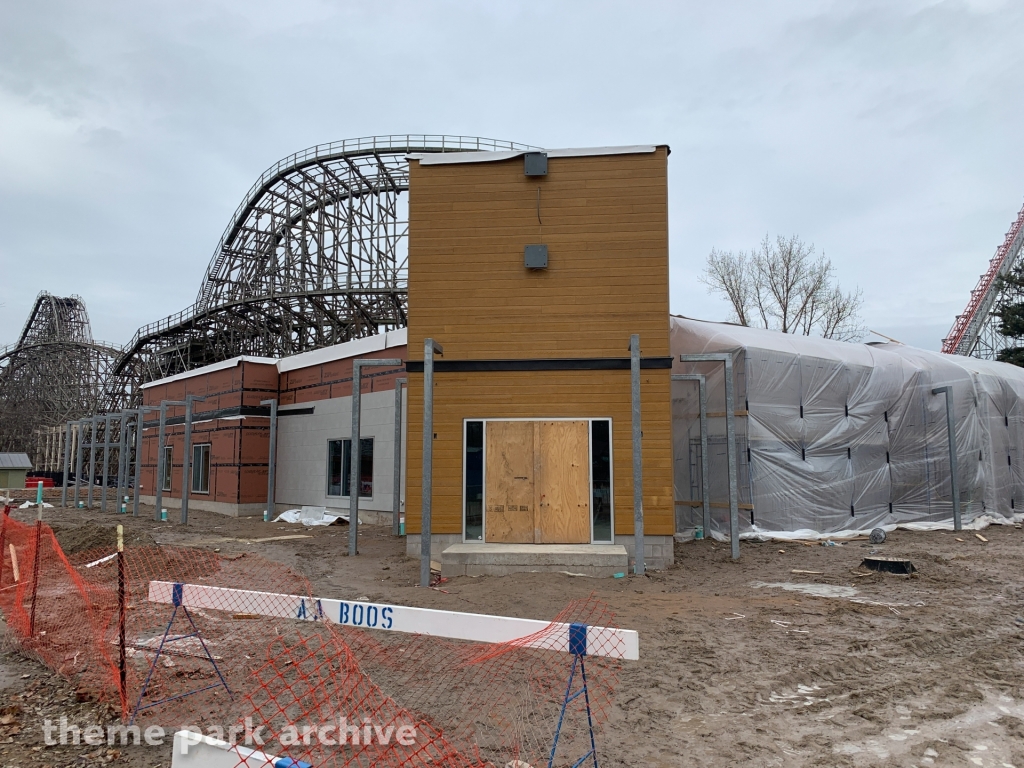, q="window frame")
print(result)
[462,418,614,545]
[326,437,374,499]
[191,443,211,495]
[161,446,173,492]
